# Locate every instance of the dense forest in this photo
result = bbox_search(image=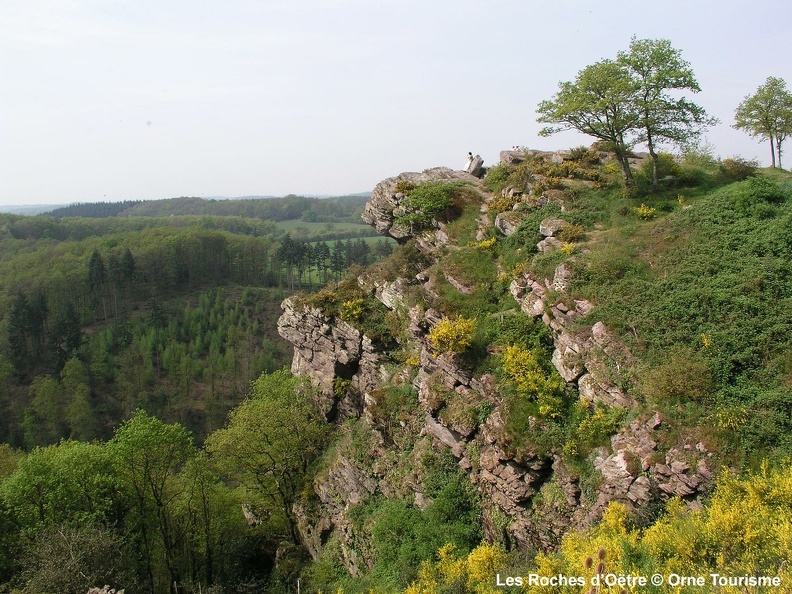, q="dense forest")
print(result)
[44,194,371,223]
[0,194,393,452]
